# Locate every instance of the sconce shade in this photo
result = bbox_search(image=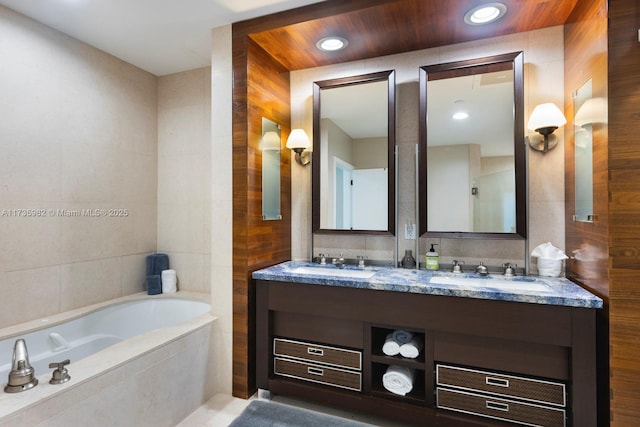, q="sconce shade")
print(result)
[527,103,566,153]
[261,131,281,151]
[527,103,567,132]
[286,128,311,166]
[575,97,608,127]
[285,129,311,152]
